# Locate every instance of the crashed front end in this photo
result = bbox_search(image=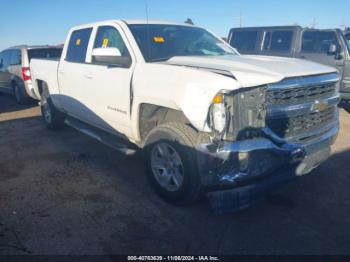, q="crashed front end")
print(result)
[198,73,340,191]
